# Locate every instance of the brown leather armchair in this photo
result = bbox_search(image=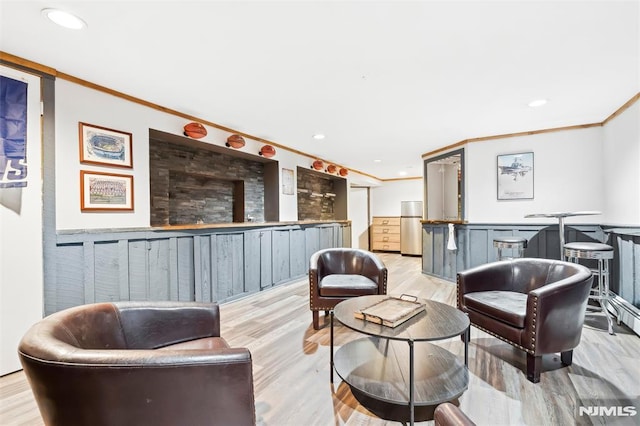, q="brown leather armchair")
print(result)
[457,258,593,383]
[18,301,255,426]
[309,248,387,329]
[434,402,476,426]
